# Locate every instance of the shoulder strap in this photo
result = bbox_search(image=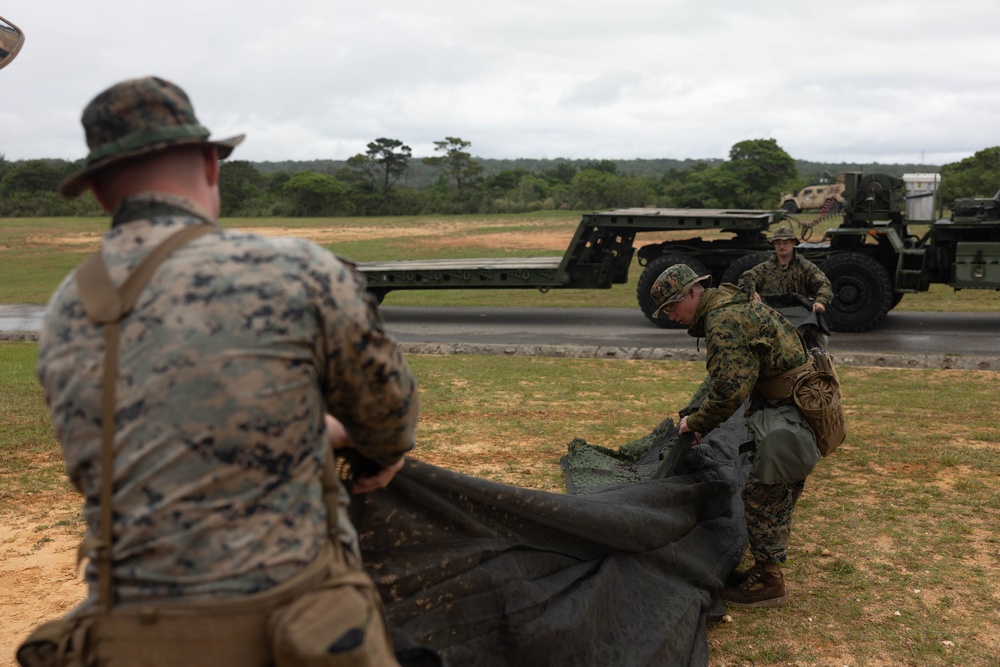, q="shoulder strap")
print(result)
[77,223,216,325]
[74,223,215,611]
